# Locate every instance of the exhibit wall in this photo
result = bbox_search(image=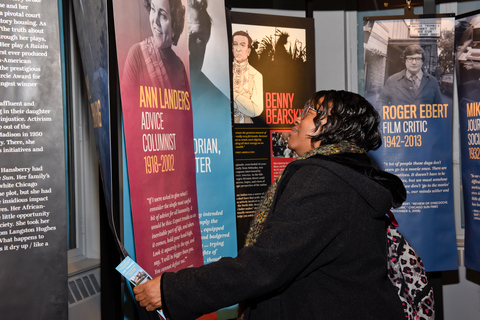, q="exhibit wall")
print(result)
[0,1,479,320]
